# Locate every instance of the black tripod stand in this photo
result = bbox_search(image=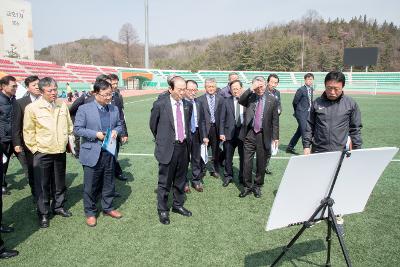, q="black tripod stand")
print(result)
[271,150,352,267]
